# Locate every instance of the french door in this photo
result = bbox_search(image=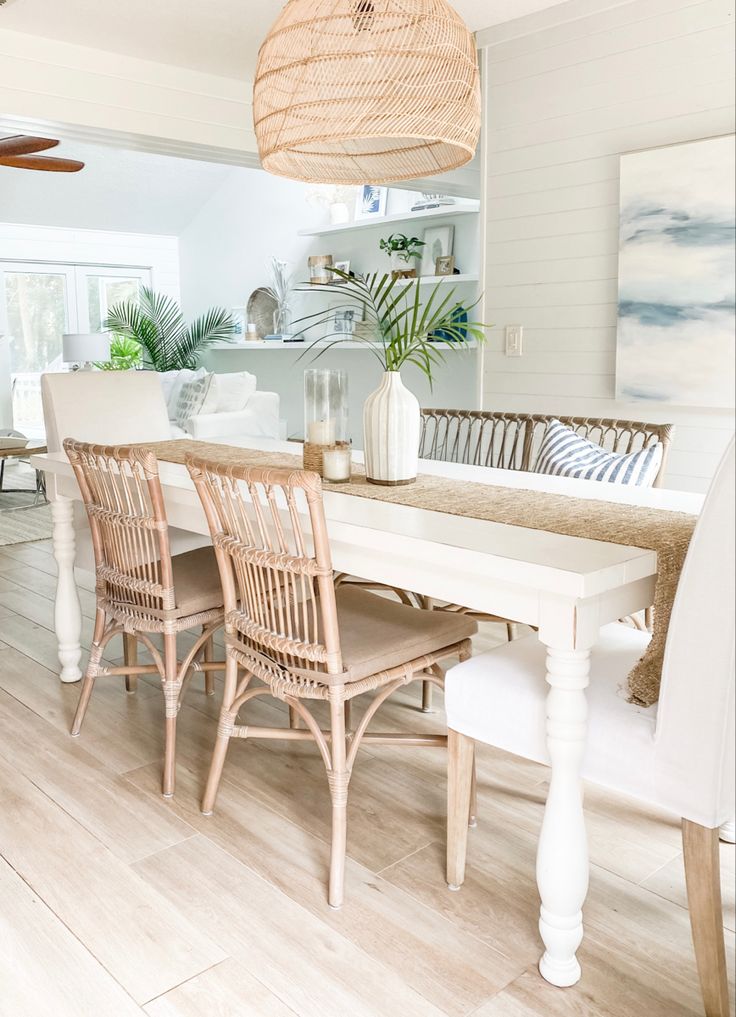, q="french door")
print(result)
[0,263,150,435]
